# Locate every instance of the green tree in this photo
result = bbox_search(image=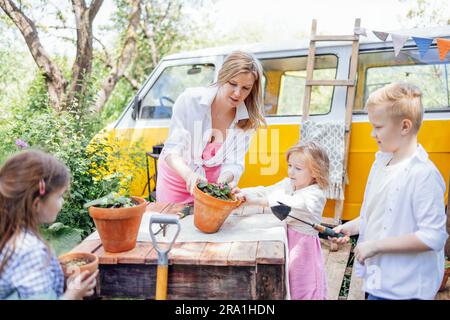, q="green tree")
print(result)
[0,0,192,114]
[399,0,450,28]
